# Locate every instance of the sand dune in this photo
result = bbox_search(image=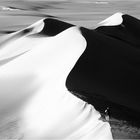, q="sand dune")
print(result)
[0,17,113,139]
[0,1,140,139]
